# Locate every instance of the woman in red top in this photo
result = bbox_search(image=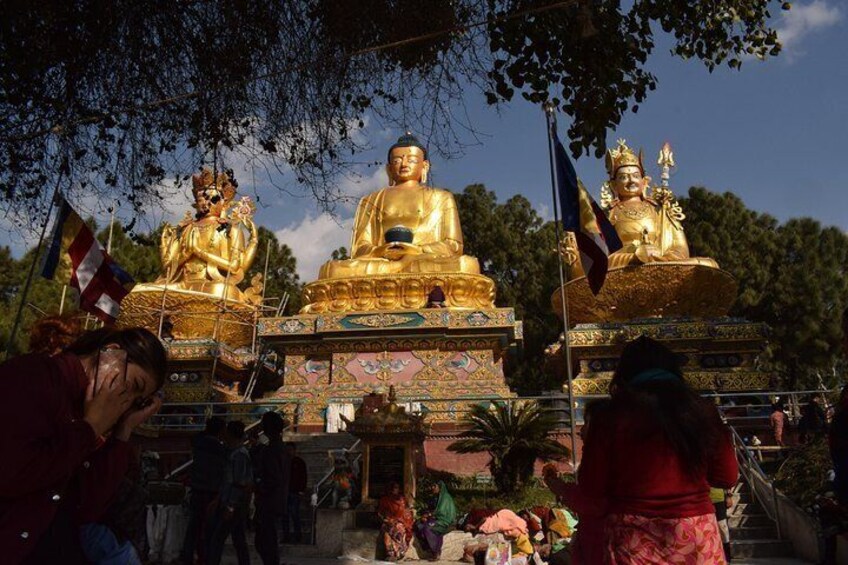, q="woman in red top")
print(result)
[0,327,166,564]
[579,336,738,564]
